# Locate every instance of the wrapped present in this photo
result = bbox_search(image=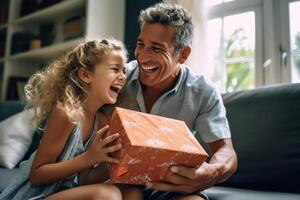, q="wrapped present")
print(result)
[107,107,208,185]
